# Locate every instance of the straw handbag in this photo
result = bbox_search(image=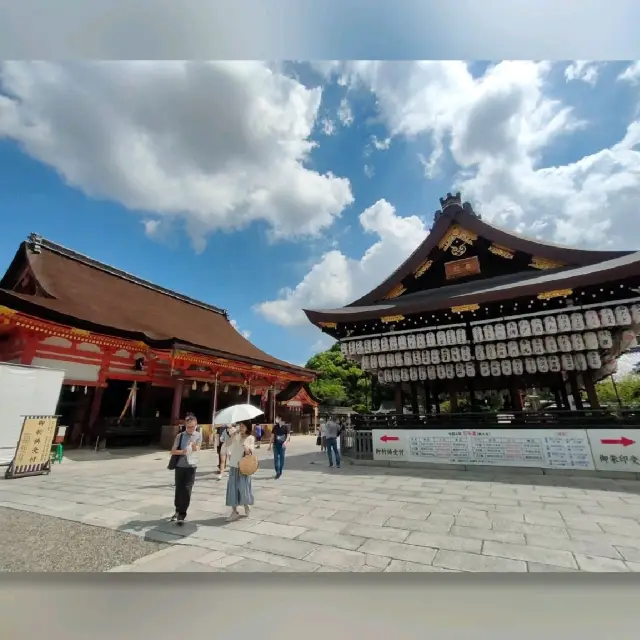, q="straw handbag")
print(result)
[238,452,259,476]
